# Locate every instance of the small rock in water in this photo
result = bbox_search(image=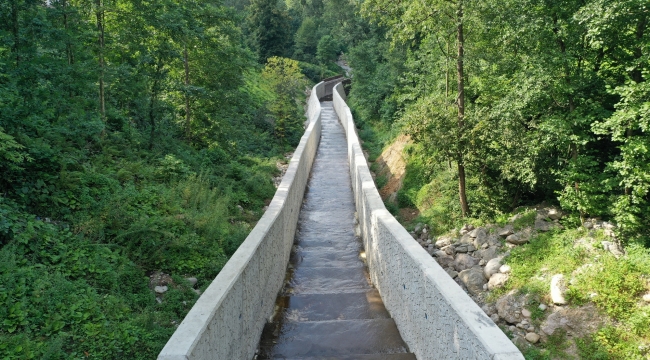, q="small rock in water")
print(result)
[550,274,567,305]
[525,332,540,344]
[155,285,168,294]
